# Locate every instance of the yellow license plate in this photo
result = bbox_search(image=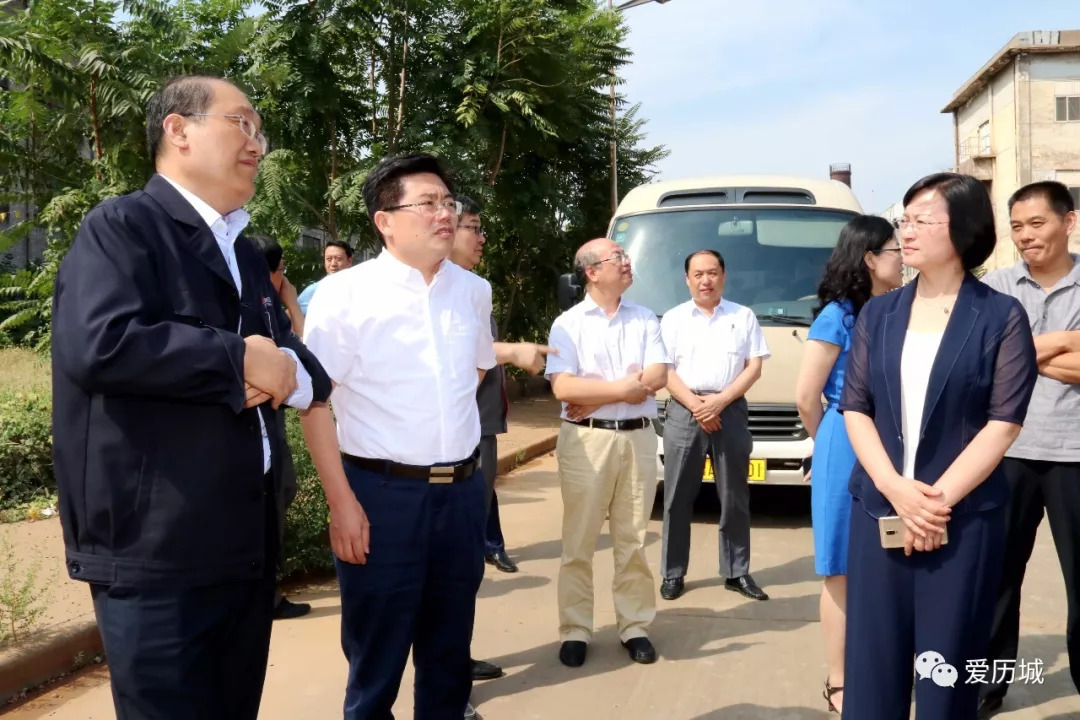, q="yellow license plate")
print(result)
[703,458,766,482]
